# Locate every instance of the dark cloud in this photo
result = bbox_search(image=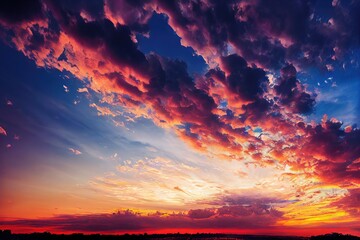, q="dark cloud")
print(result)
[0,0,43,24]
[156,0,231,59]
[301,118,360,185]
[154,0,360,70]
[274,65,316,114]
[217,205,283,218]
[241,98,272,123]
[45,0,105,19]
[27,25,45,51]
[142,54,227,150]
[232,0,314,68]
[61,17,148,72]
[146,54,194,94]
[187,209,216,219]
[8,0,356,72]
[105,72,143,97]
[203,54,273,128]
[105,0,153,33]
[0,207,283,233]
[220,54,268,102]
